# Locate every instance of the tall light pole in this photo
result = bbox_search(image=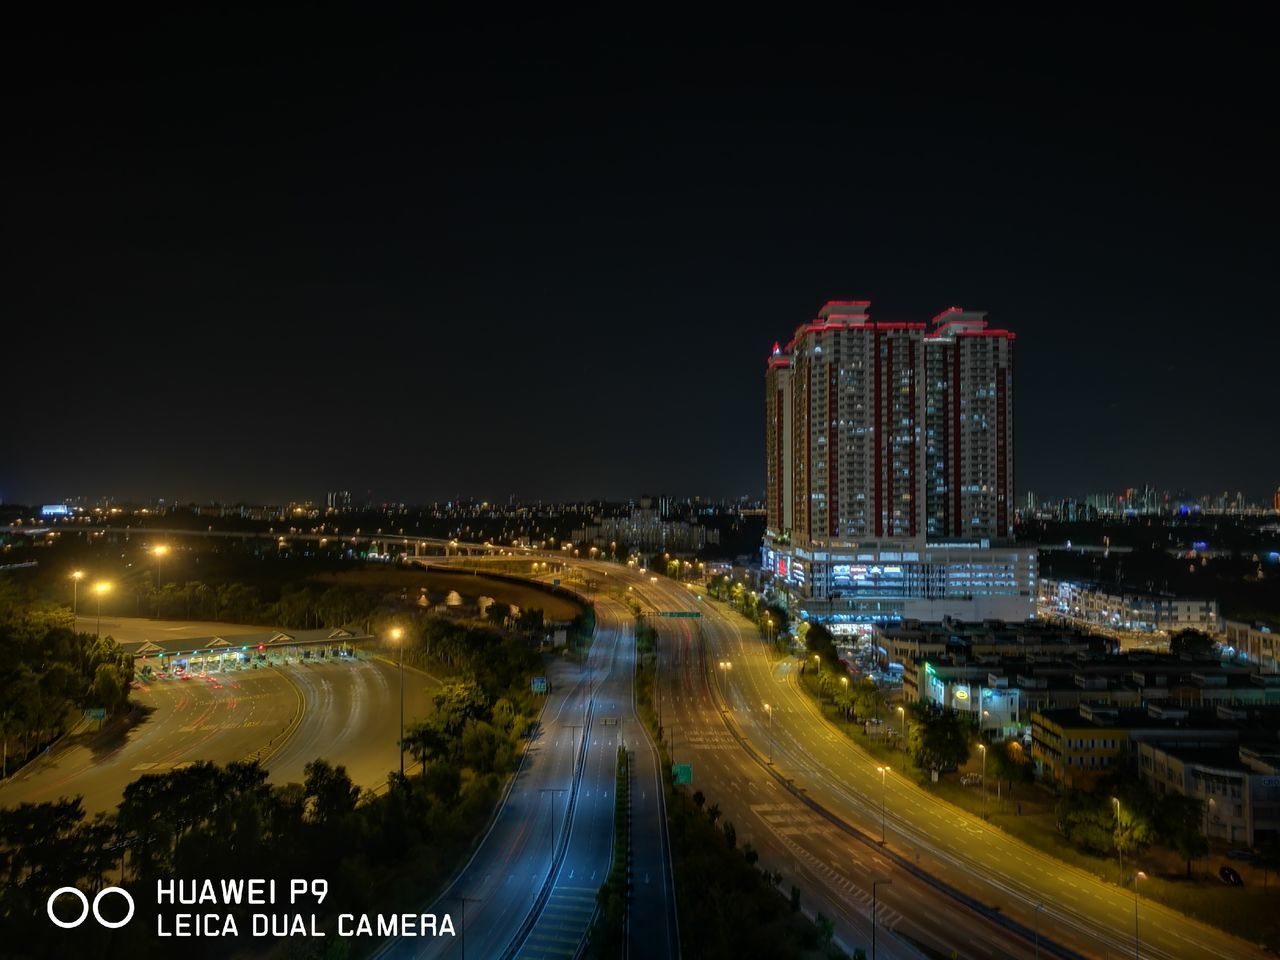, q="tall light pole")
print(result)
[718,660,732,706]
[872,879,892,960]
[1033,902,1044,959]
[897,704,907,752]
[92,581,112,638]
[840,675,849,721]
[764,703,774,763]
[978,743,988,820]
[1132,870,1146,960]
[391,627,405,777]
[71,570,84,620]
[876,765,889,843]
[152,545,170,613]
